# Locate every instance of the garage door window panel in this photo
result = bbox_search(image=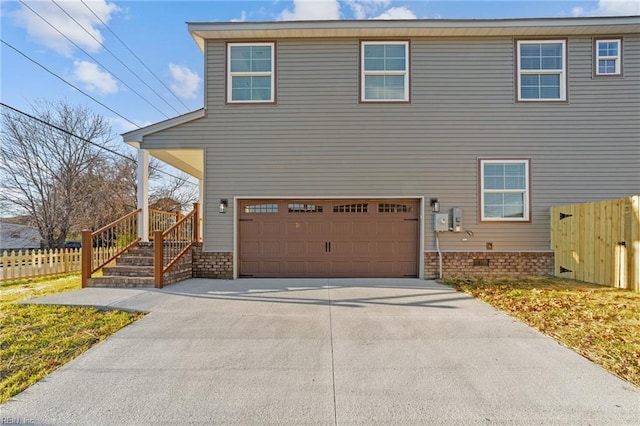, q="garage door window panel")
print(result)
[244,203,279,213]
[379,203,413,213]
[333,203,369,213]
